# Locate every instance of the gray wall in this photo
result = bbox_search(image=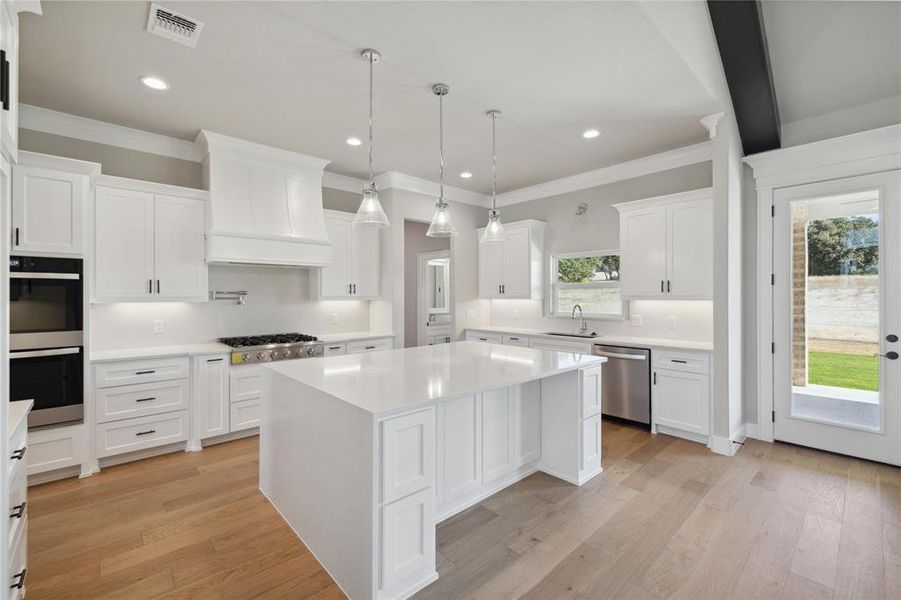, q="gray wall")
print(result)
[323,188,361,213]
[403,220,450,348]
[19,129,202,188]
